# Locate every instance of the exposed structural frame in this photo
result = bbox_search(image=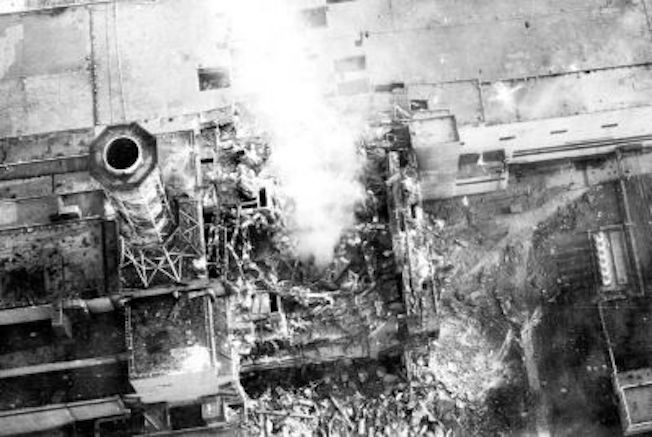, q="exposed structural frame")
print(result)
[120,198,205,287]
[89,123,206,288]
